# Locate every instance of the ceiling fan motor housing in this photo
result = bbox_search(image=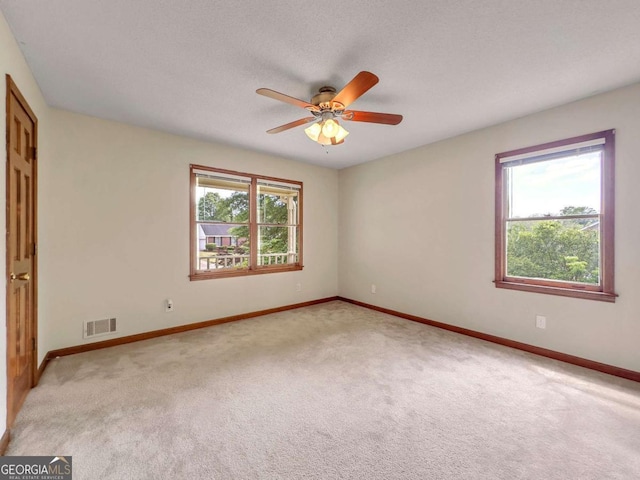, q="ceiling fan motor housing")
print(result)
[311,86,341,109]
